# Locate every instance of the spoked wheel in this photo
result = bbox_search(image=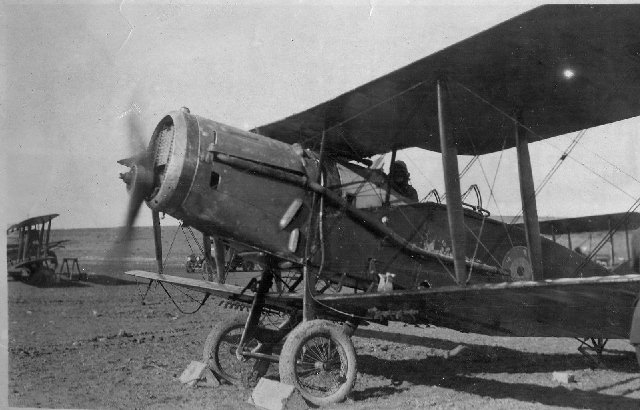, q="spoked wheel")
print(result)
[279,319,357,406]
[29,266,58,286]
[201,259,215,281]
[203,315,271,387]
